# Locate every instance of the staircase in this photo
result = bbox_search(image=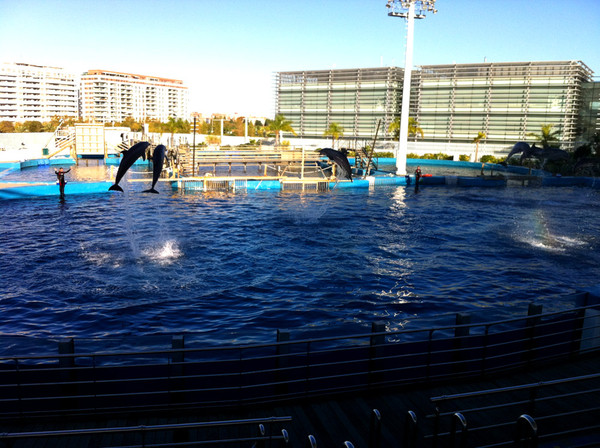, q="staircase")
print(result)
[46,129,76,159]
